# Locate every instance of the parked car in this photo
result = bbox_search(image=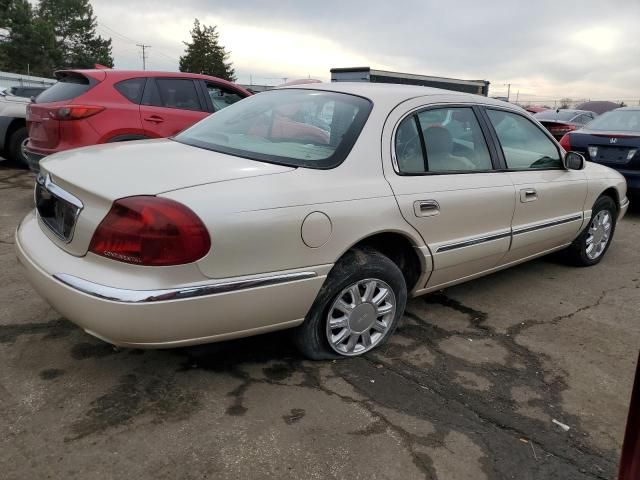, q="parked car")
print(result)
[533,109,597,139]
[1,86,49,99]
[25,69,251,172]
[0,87,40,166]
[16,83,628,359]
[560,107,640,195]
